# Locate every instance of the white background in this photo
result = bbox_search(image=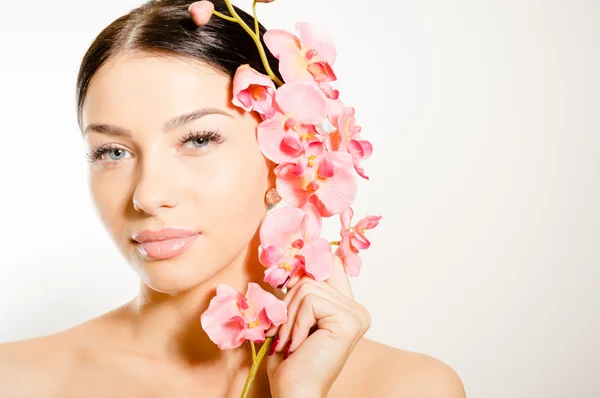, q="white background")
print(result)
[1,0,599,397]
